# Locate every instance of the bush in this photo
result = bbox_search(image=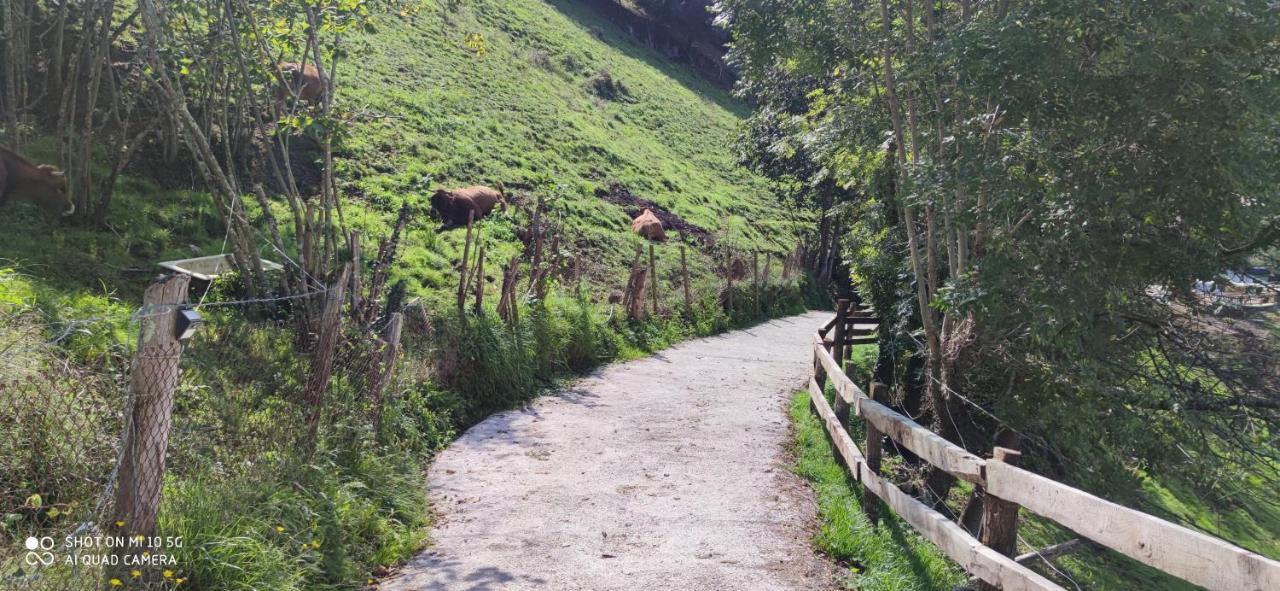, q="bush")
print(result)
[587,70,633,102]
